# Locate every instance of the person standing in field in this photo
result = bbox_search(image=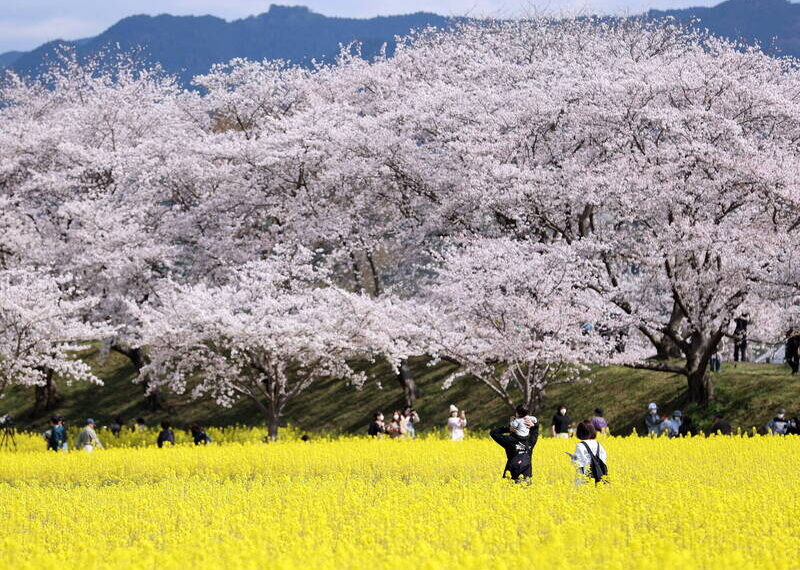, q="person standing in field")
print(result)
[368,412,386,438]
[109,415,124,437]
[765,409,790,435]
[733,313,749,362]
[590,408,609,435]
[570,420,608,485]
[157,421,175,448]
[785,329,800,375]
[401,406,420,439]
[190,423,212,445]
[489,409,538,483]
[447,405,467,440]
[660,410,682,438]
[76,419,104,452]
[551,404,572,438]
[45,415,68,452]
[135,417,148,431]
[710,414,732,435]
[644,402,661,436]
[386,411,404,438]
